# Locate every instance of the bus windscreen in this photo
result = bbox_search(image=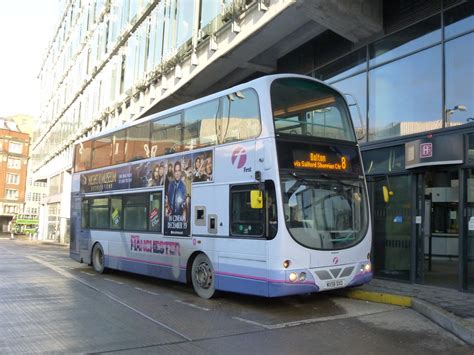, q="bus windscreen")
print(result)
[271,78,356,142]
